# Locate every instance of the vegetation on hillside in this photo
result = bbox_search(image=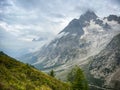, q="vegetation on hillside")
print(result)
[67,66,89,90]
[0,51,89,90]
[0,51,70,90]
[49,70,55,77]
